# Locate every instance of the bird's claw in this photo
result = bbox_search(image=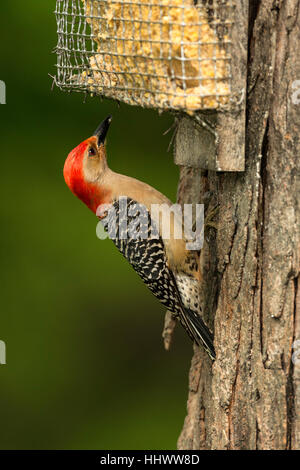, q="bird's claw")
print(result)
[205,205,219,231]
